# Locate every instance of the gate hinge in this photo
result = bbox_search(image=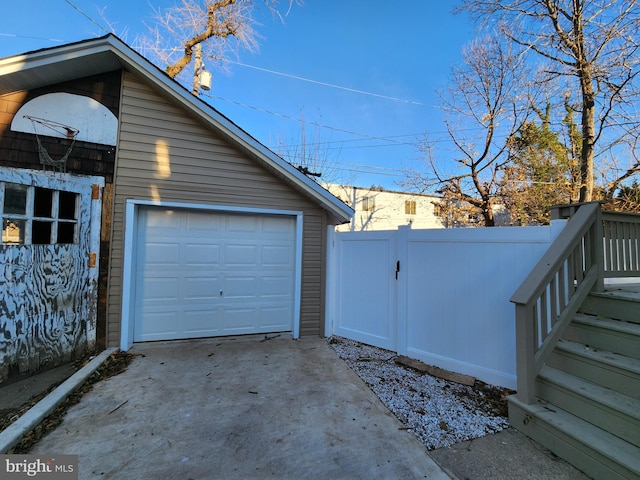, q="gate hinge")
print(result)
[88,252,97,268]
[91,184,100,200]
